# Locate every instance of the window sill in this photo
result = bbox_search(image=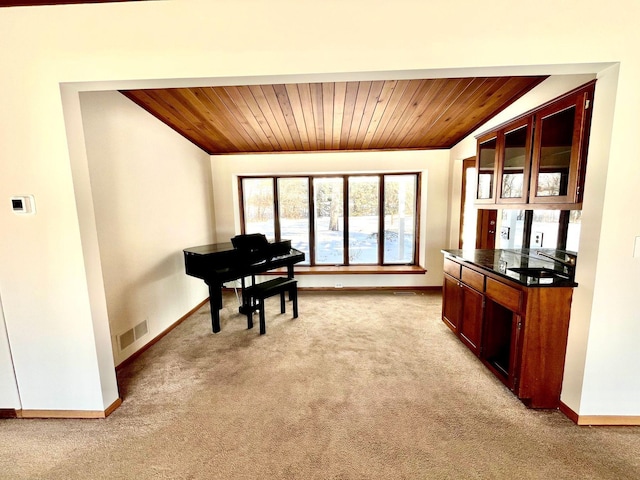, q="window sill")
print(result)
[264,265,427,275]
